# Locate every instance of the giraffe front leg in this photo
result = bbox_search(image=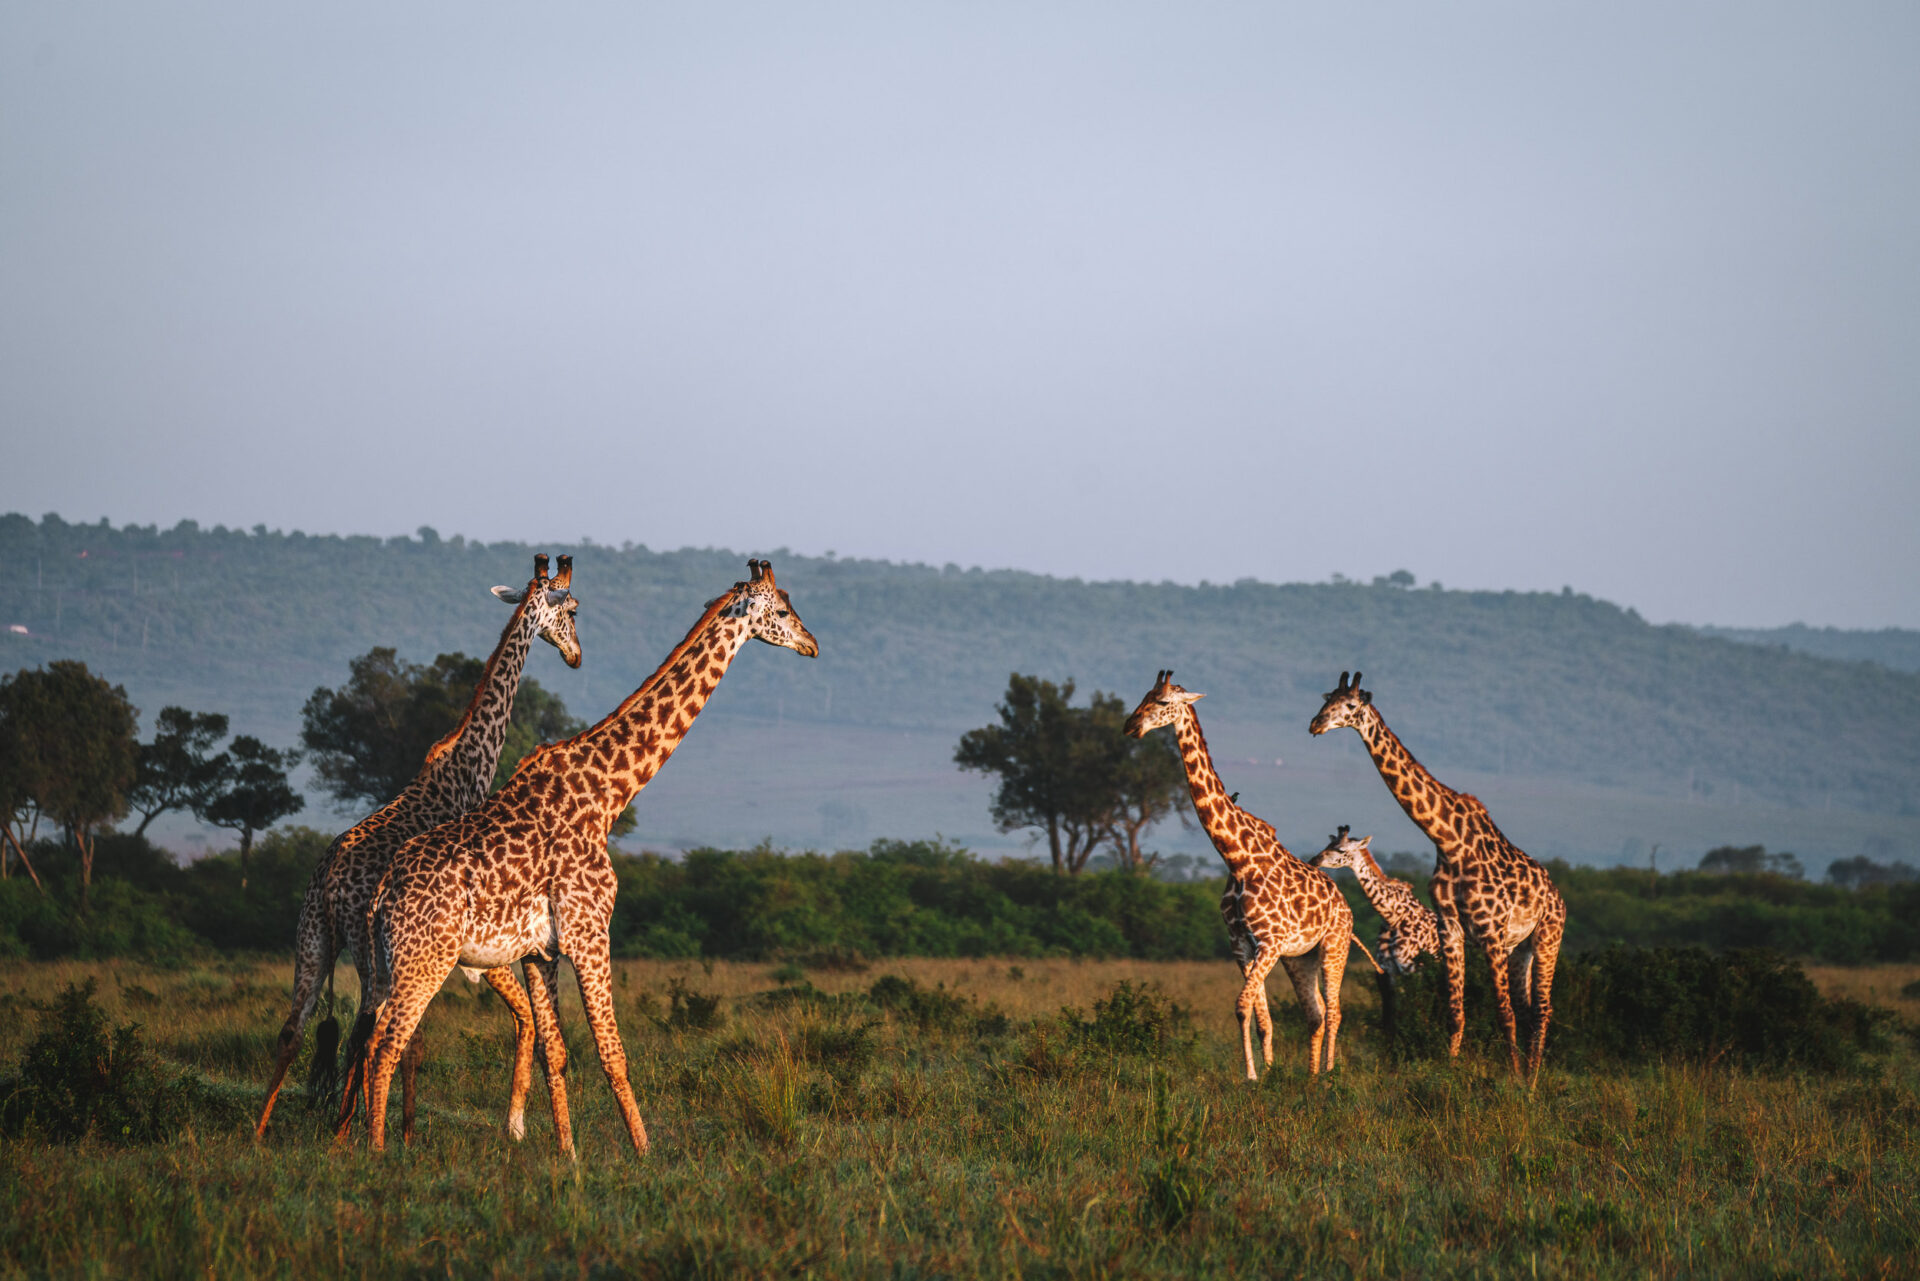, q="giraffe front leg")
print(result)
[362,962,449,1153]
[483,966,538,1142]
[566,942,649,1156]
[1320,934,1349,1072]
[525,956,576,1158]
